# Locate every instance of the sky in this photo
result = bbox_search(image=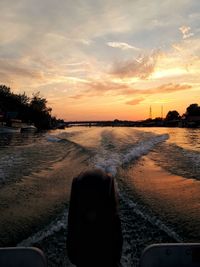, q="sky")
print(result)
[0,0,199,121]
